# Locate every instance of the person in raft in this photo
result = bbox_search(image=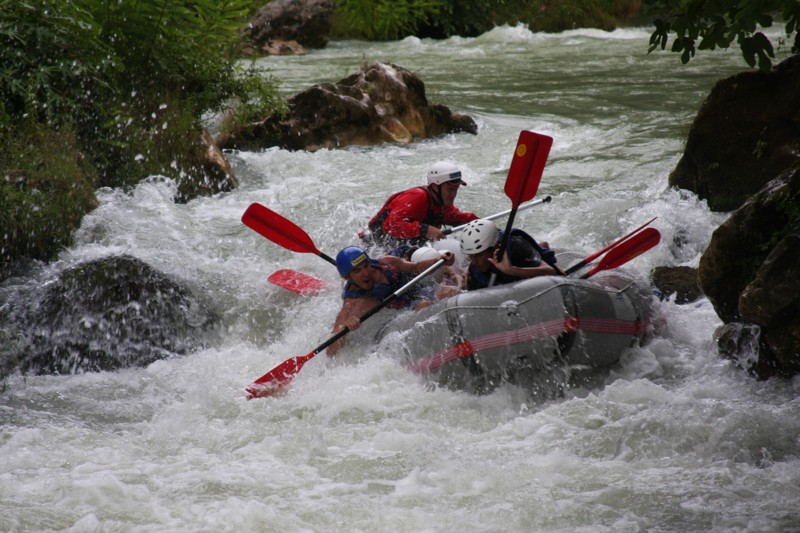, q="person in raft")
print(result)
[459,219,557,291]
[362,161,479,252]
[326,245,458,356]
